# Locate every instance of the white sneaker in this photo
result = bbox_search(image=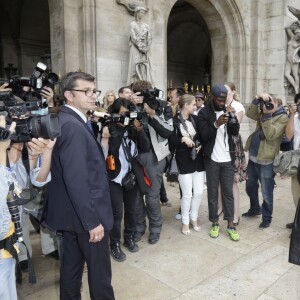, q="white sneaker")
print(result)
[175,213,182,220]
